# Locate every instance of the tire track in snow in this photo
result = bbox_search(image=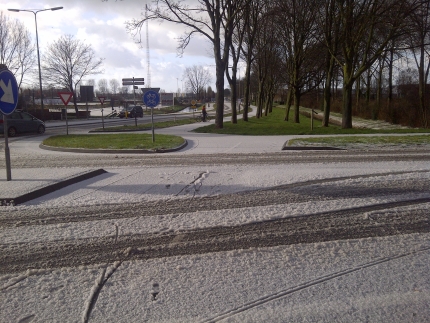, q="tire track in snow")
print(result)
[0,198,429,274]
[5,150,430,169]
[0,169,427,228]
[200,246,430,322]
